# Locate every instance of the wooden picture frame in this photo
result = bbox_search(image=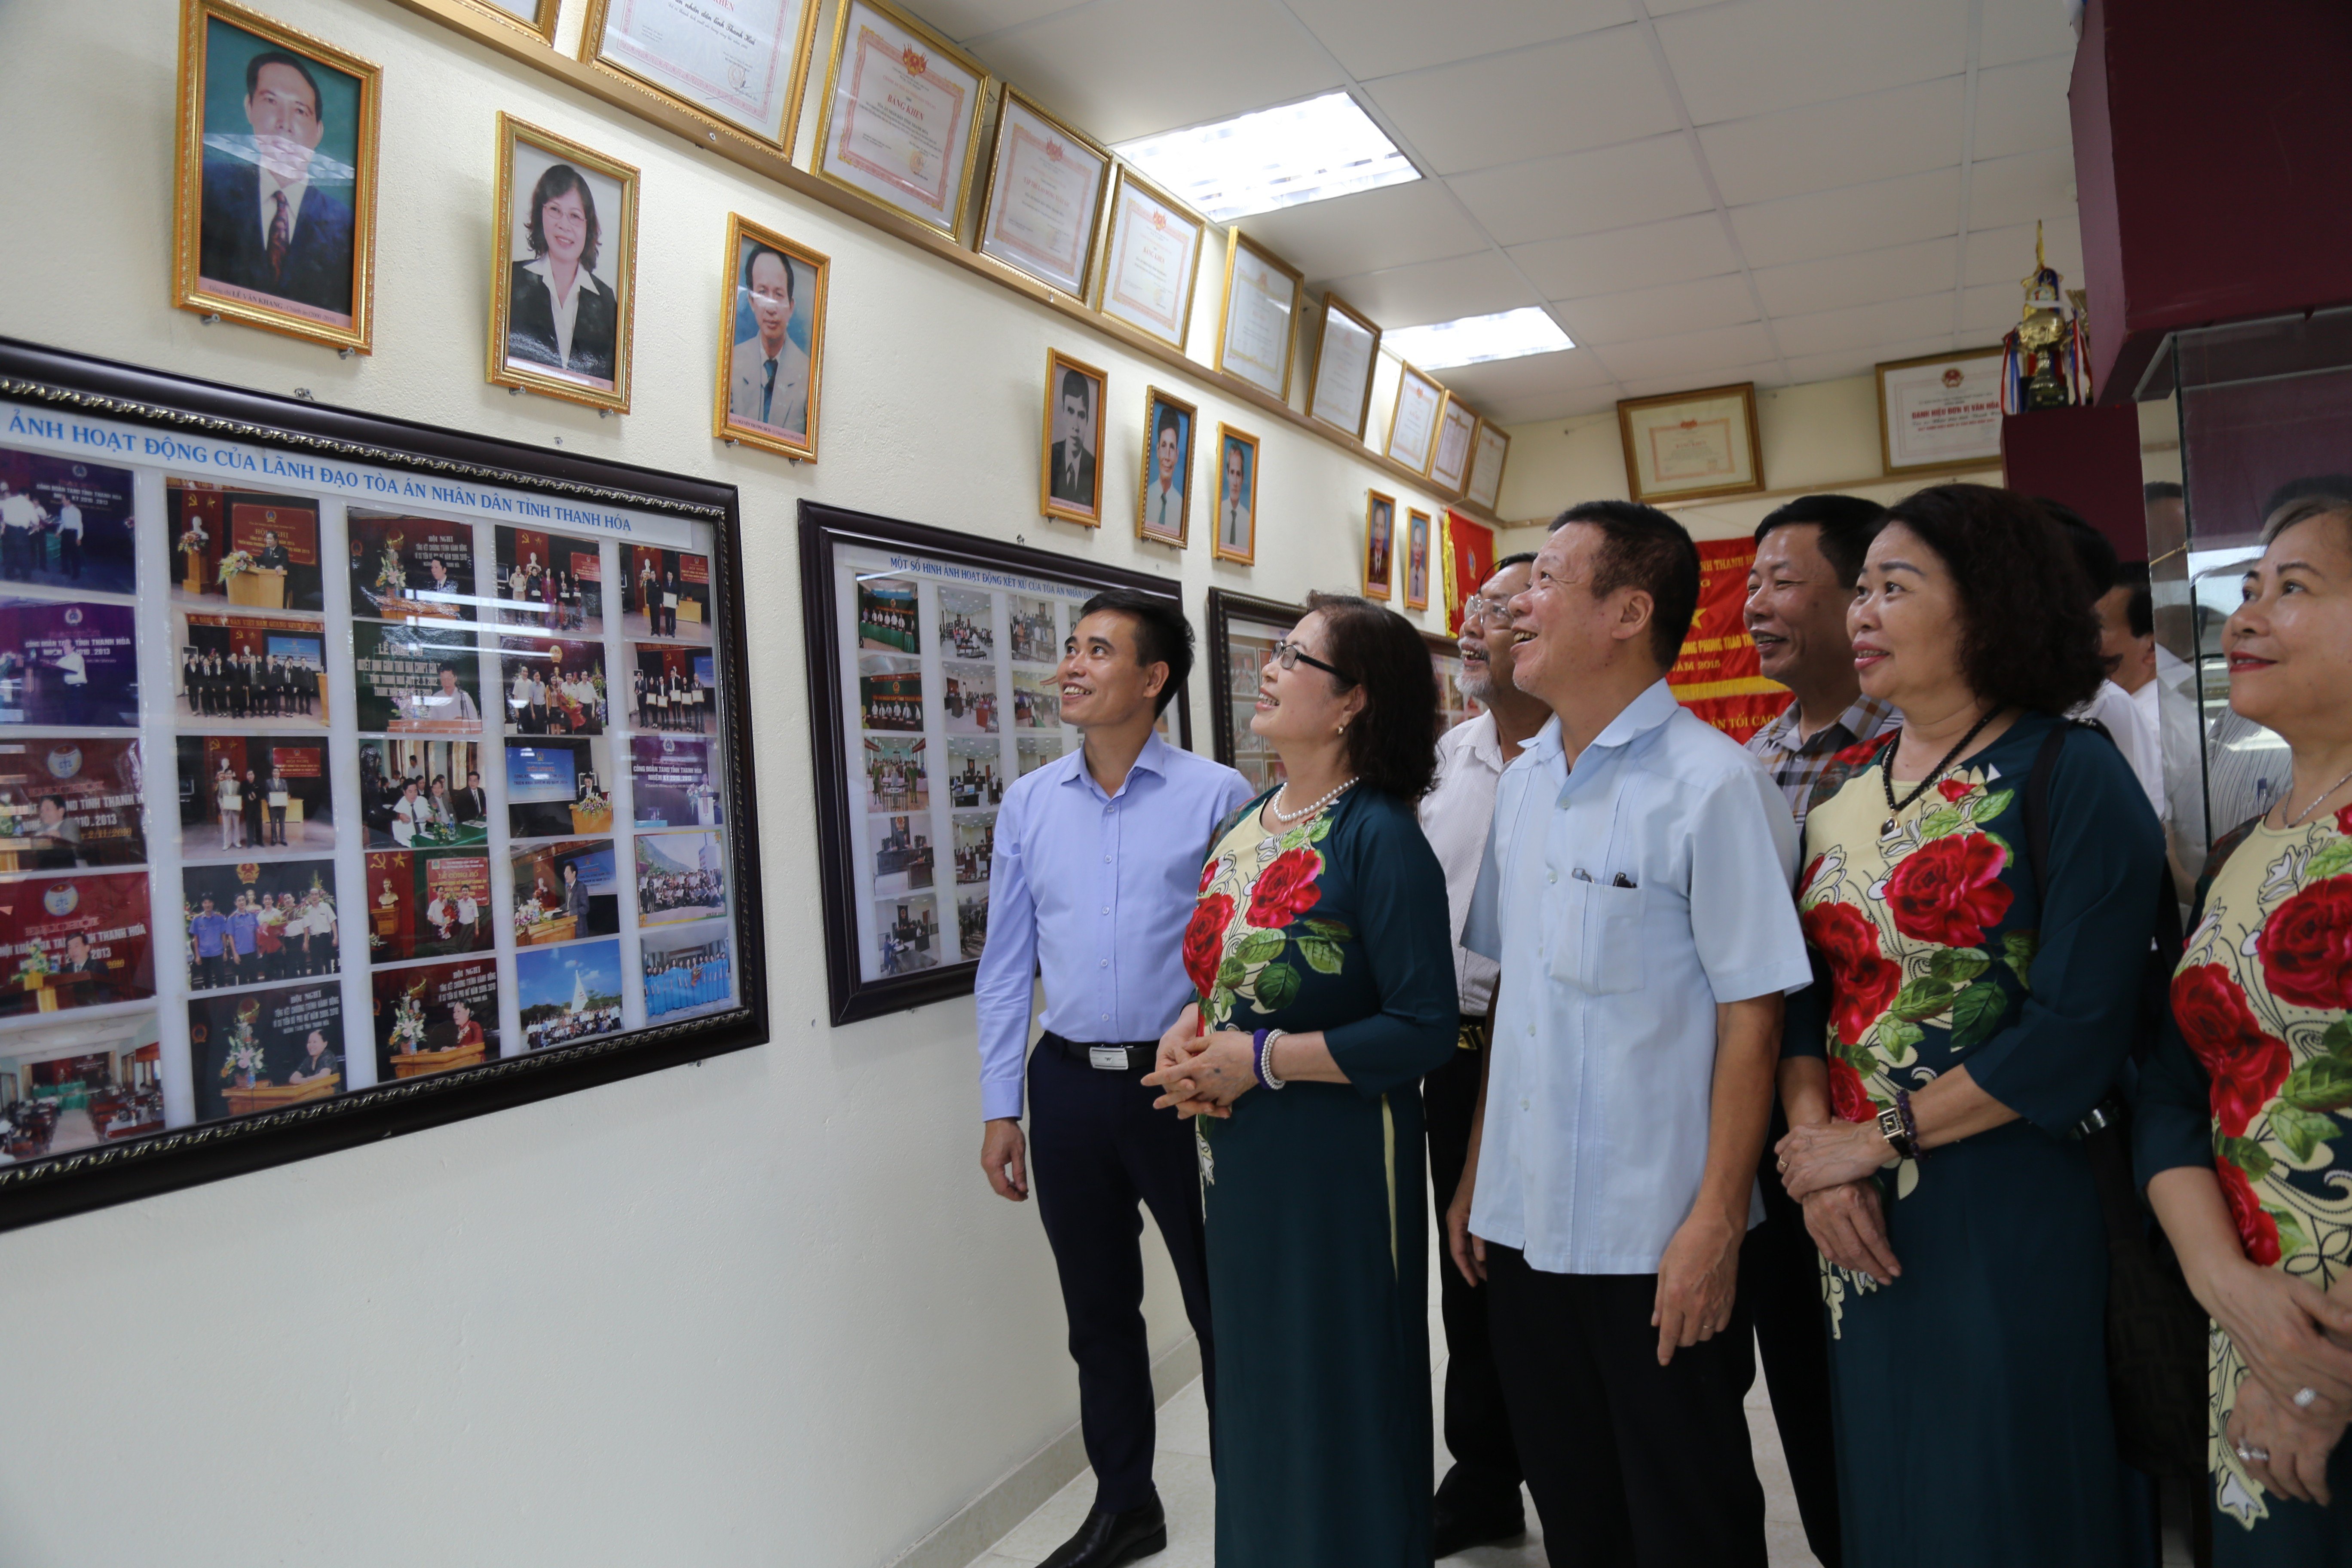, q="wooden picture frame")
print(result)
[973,88,1110,298]
[1362,490,1397,601]
[1093,166,1204,352]
[712,214,828,462]
[1038,348,1107,527]
[486,114,641,413]
[1204,588,1302,794]
[1210,425,1259,565]
[1383,363,1445,474]
[1465,420,1510,513]
[1403,508,1432,611]
[1214,230,1304,401]
[1135,386,1197,548]
[1615,382,1764,505]
[809,0,986,241]
[172,0,382,354]
[1306,292,1381,441]
[1428,395,1478,495]
[579,0,822,155]
[799,503,1193,1023]
[1875,346,2007,476]
[454,0,560,42]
